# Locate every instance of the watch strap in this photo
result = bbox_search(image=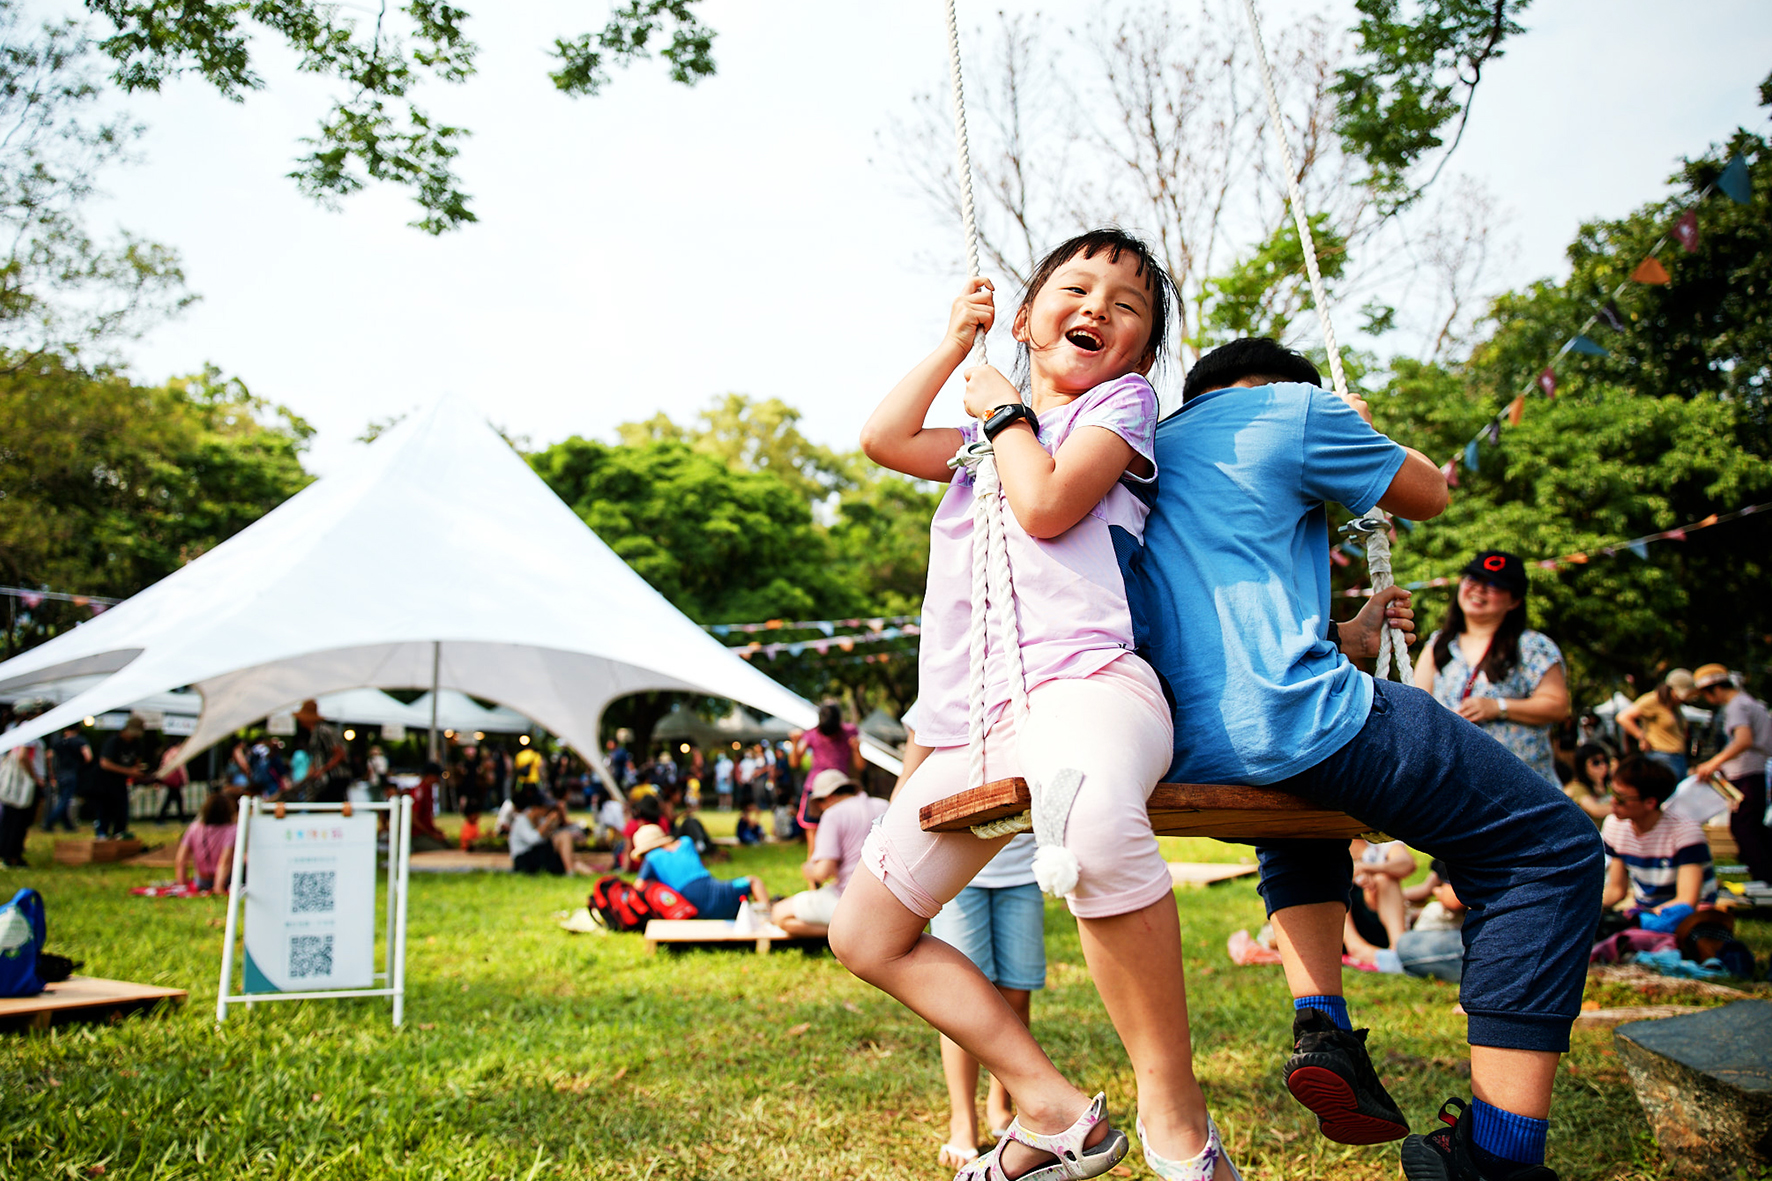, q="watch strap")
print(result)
[983,402,1036,441]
